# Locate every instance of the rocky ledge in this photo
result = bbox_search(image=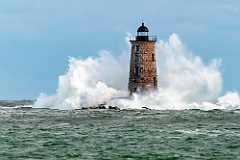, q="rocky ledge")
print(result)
[79,104,120,110]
